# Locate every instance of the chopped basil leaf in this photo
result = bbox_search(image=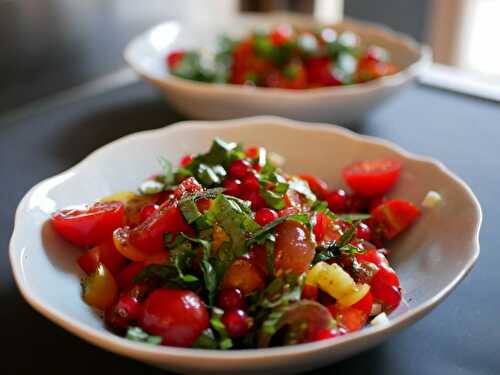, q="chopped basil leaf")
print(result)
[126,327,162,345]
[158,157,175,186]
[337,213,371,222]
[210,310,233,350]
[139,179,164,195]
[260,189,286,210]
[289,178,317,202]
[246,213,309,246]
[192,328,218,349]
